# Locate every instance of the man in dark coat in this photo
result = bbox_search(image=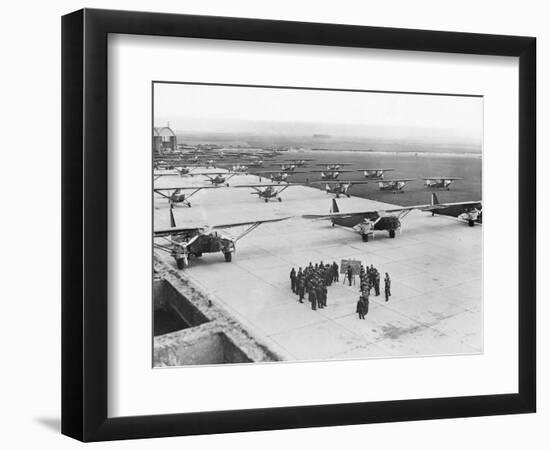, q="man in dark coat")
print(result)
[384,272,391,302]
[347,265,354,286]
[316,283,324,309]
[374,270,381,296]
[333,261,339,282]
[309,285,317,310]
[290,267,297,293]
[297,276,305,303]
